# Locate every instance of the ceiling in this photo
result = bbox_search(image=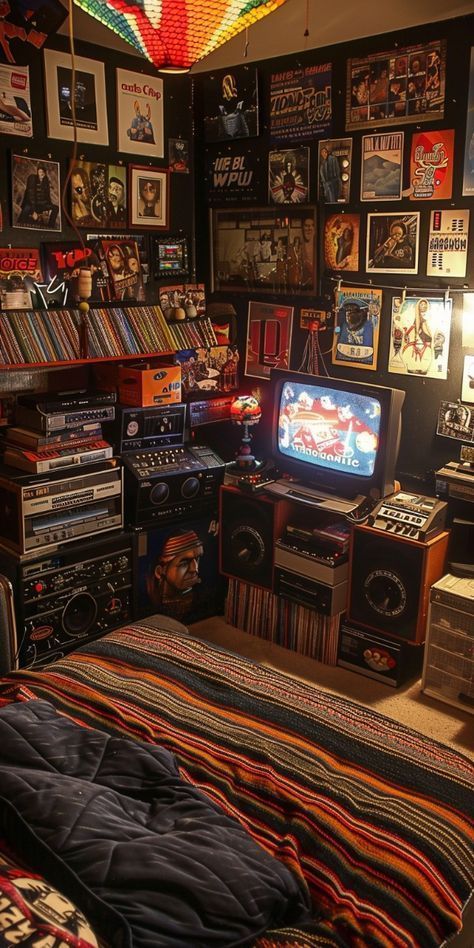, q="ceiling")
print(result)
[58,0,473,74]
